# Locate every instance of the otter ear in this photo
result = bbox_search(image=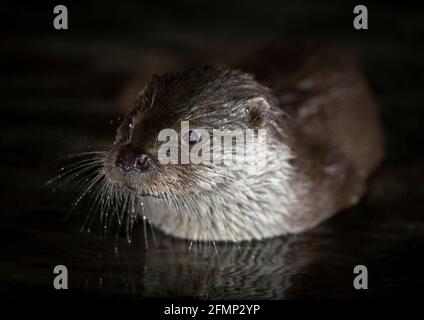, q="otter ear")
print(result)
[246,97,271,111]
[245,97,271,123]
